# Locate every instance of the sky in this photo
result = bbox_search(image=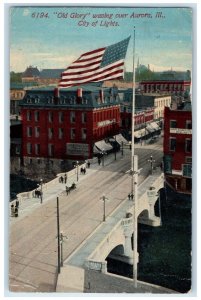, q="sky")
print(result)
[9,5,193,73]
